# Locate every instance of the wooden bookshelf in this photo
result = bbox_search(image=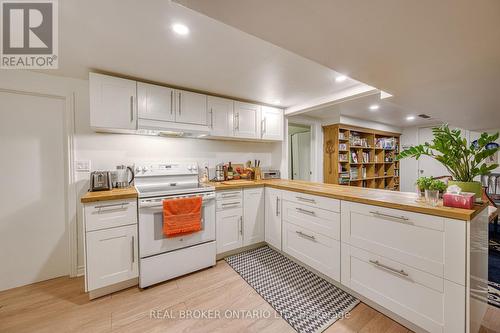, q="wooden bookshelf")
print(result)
[323,124,401,191]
